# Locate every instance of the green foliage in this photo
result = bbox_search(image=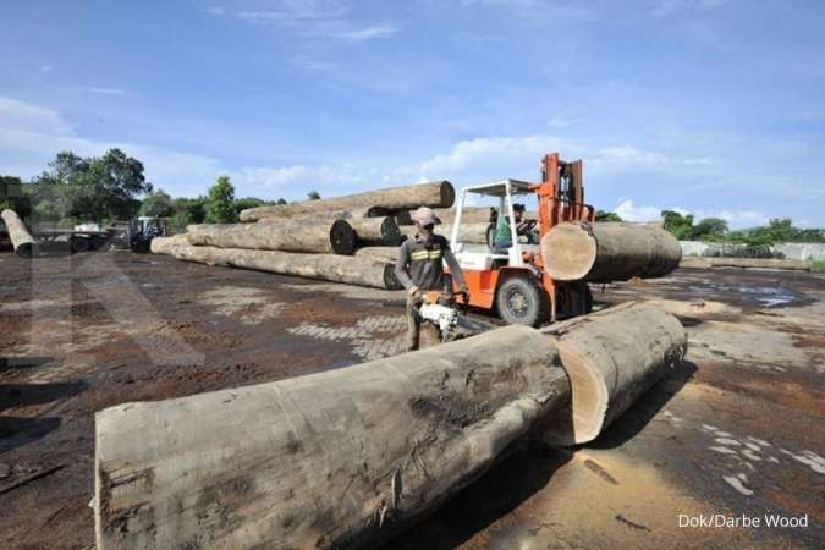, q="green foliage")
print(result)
[661,209,695,240]
[307,190,320,200]
[594,209,622,222]
[28,149,151,222]
[205,175,236,224]
[233,197,271,219]
[811,259,825,271]
[140,189,175,218]
[276,198,287,204]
